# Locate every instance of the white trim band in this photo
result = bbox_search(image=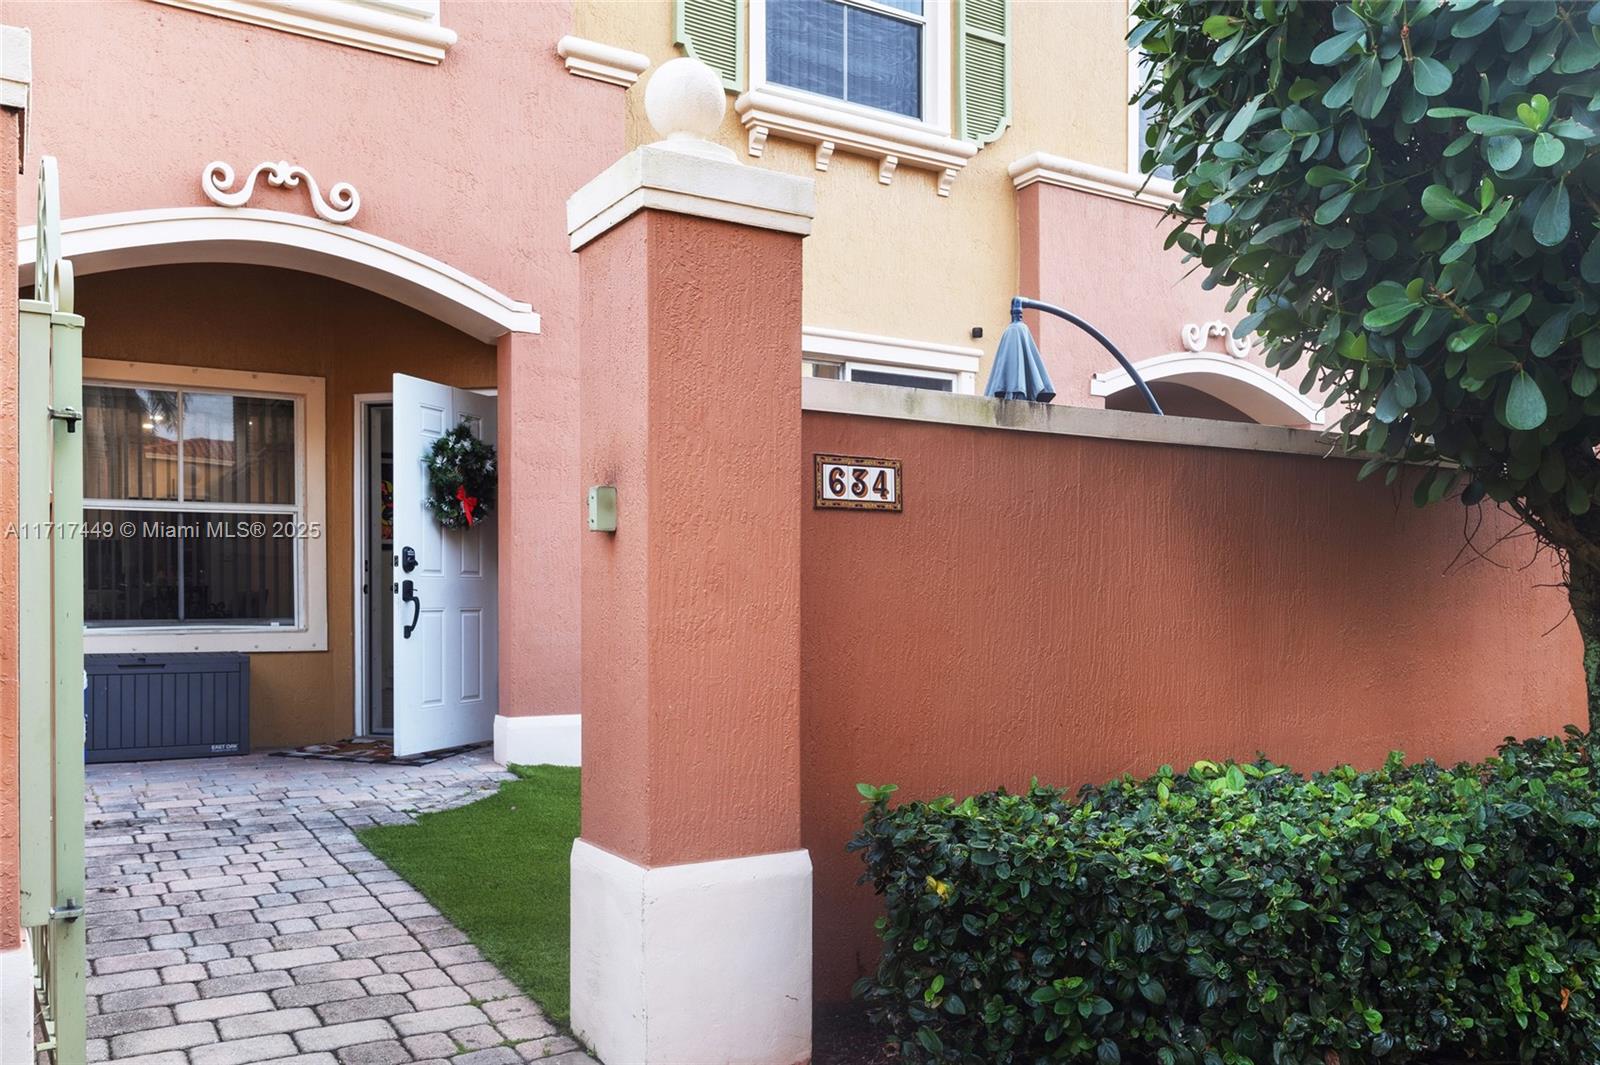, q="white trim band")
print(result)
[802,377,1348,459]
[494,713,581,767]
[571,840,812,1065]
[151,0,457,64]
[1090,351,1327,427]
[1008,151,1180,209]
[556,36,650,88]
[736,87,976,197]
[16,207,538,342]
[567,142,816,251]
